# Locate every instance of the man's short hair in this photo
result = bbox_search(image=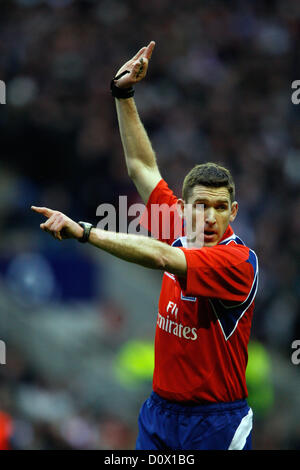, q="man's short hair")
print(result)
[182,162,235,203]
